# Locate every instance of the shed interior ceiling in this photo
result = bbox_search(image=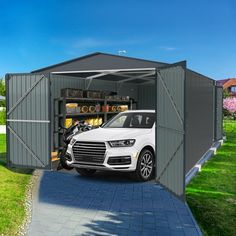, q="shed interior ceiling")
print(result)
[51,68,156,85]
